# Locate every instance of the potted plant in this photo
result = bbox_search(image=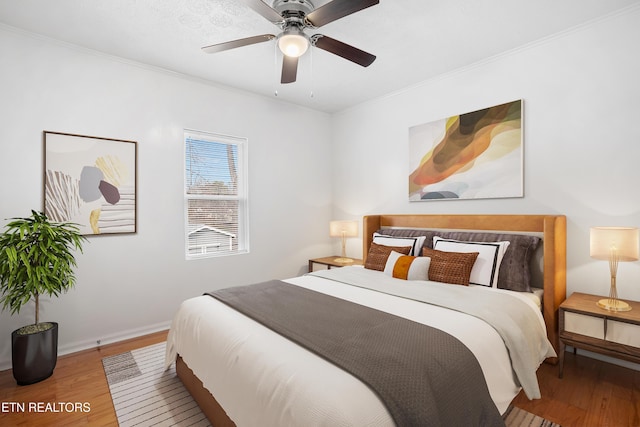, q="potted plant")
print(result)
[0,210,86,385]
